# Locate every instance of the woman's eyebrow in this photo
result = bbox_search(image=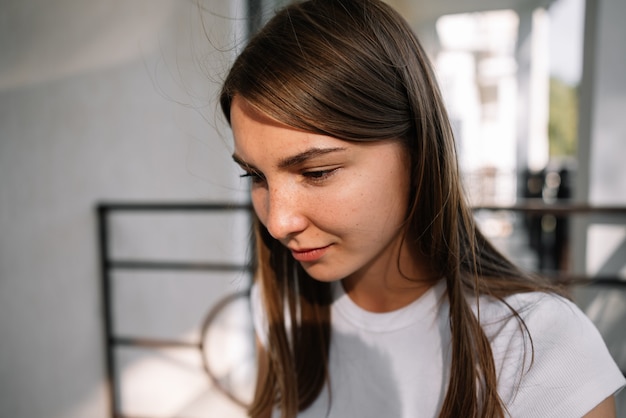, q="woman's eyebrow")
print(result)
[232,147,347,171]
[277,147,346,169]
